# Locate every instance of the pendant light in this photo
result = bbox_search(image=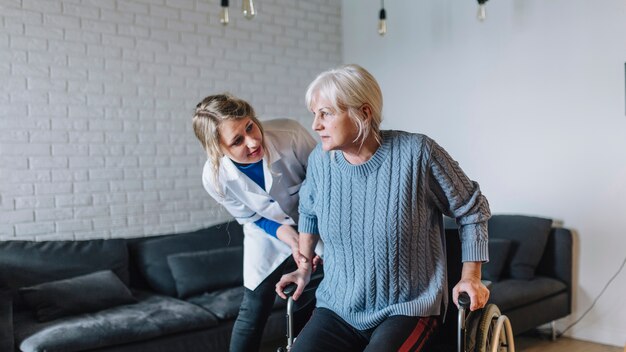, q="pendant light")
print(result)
[477,0,488,22]
[220,0,229,25]
[242,0,256,19]
[378,0,387,36]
